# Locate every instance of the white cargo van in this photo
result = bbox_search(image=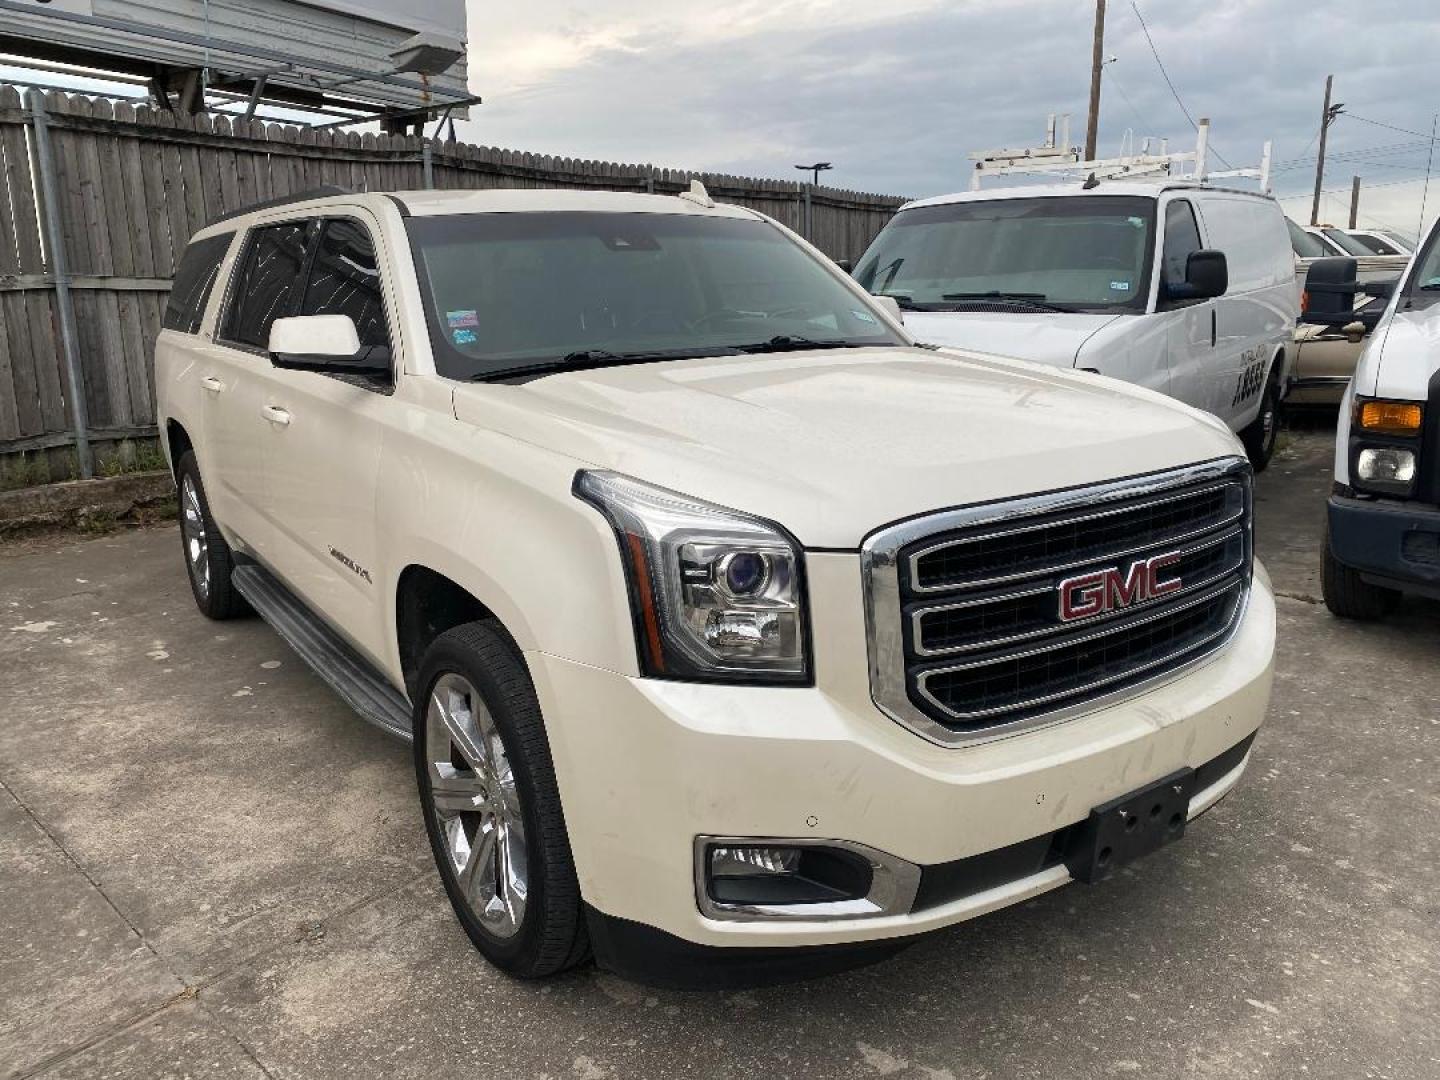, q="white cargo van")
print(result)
[854,181,1298,469]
